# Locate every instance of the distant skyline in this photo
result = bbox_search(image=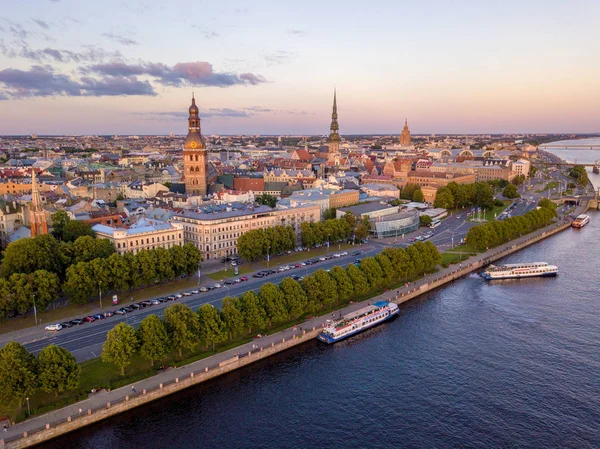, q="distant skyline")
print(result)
[1,0,599,135]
